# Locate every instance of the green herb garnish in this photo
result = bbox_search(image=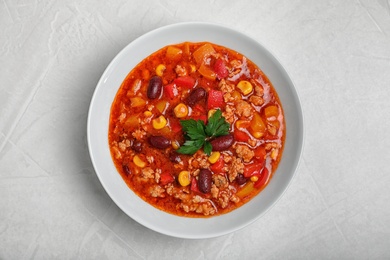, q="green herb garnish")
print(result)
[177,109,230,156]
